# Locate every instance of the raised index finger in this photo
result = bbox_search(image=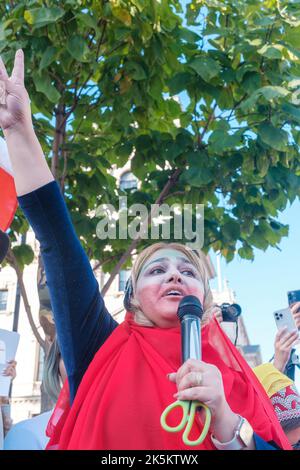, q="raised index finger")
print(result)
[11,49,24,85]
